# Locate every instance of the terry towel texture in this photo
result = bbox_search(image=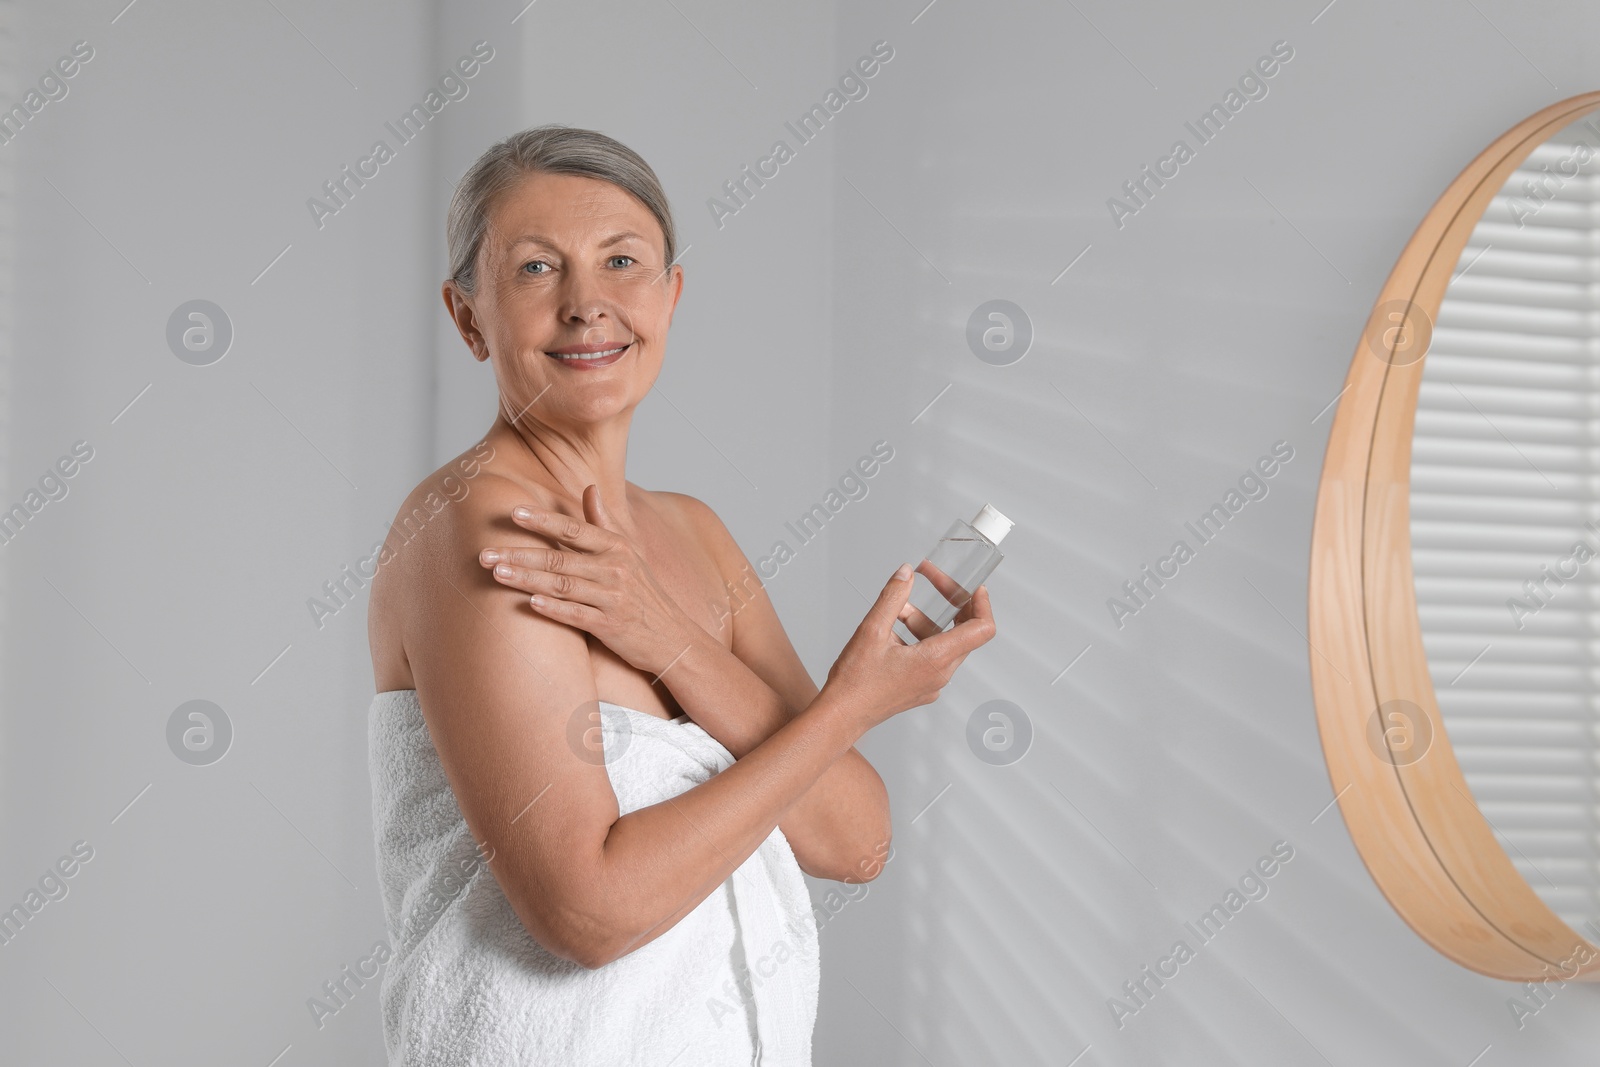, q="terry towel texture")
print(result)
[368,689,819,1065]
